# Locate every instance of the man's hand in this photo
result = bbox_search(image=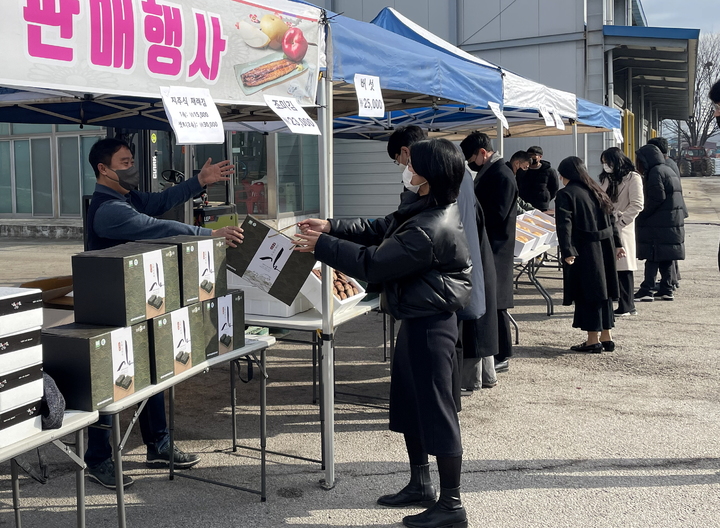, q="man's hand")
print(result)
[212,226,244,248]
[297,218,330,234]
[565,256,575,265]
[198,158,234,187]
